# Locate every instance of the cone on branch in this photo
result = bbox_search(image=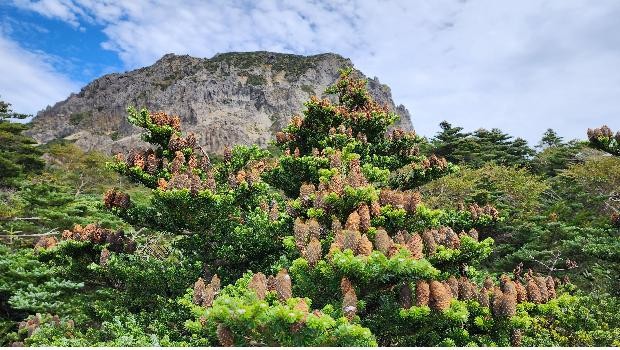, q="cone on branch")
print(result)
[305,237,323,267]
[307,218,321,240]
[477,287,490,308]
[515,281,528,303]
[429,281,452,311]
[493,290,517,318]
[421,230,436,255]
[358,204,371,232]
[342,230,361,253]
[275,269,292,301]
[357,234,373,257]
[248,272,268,300]
[416,280,430,307]
[534,276,549,302]
[458,277,477,301]
[370,200,381,217]
[217,324,234,347]
[406,233,424,260]
[446,276,459,298]
[345,211,360,231]
[374,228,393,255]
[400,283,413,309]
[394,230,408,245]
[526,278,543,304]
